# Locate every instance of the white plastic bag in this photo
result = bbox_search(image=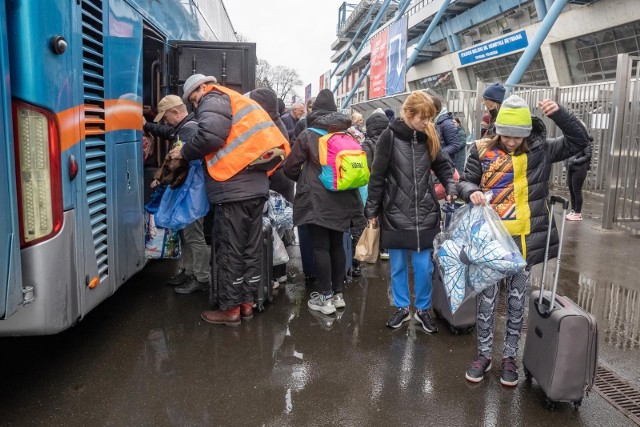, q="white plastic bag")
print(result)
[272,232,289,266]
